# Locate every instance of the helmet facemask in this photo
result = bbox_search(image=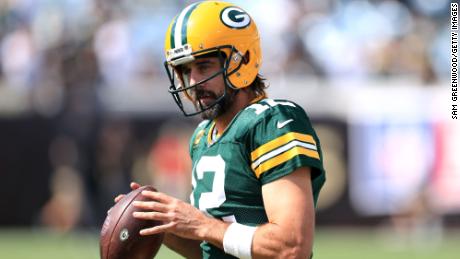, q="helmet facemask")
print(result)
[165,45,246,117]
